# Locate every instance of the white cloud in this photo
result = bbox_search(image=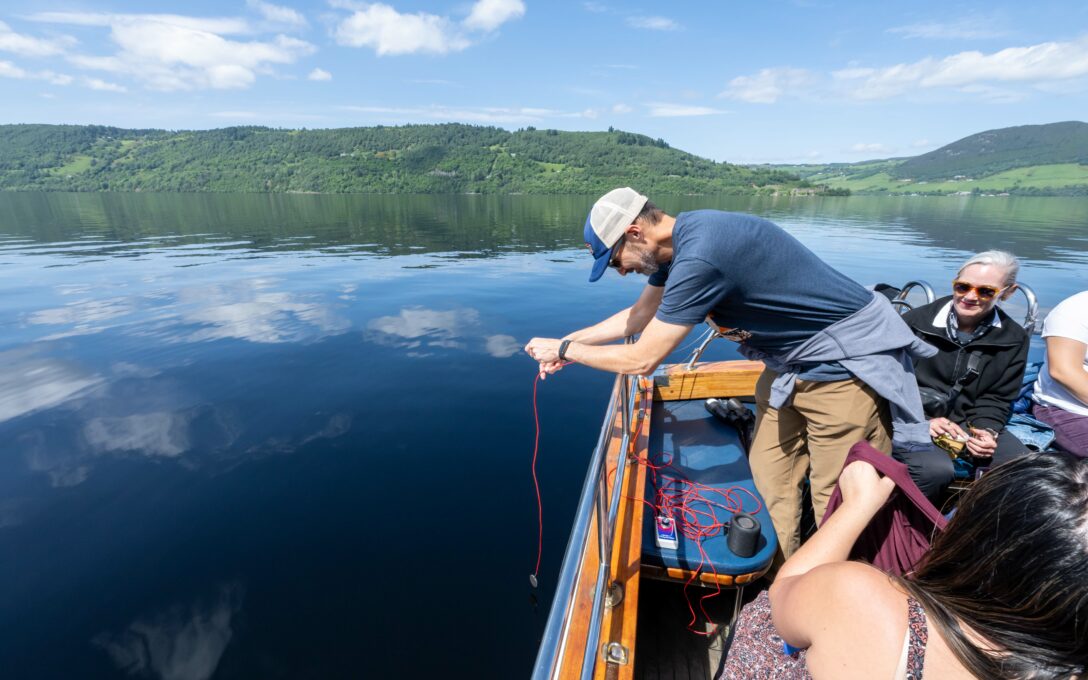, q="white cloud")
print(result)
[333,4,469,55]
[721,67,816,103]
[246,0,308,29]
[308,67,332,80]
[626,16,679,31]
[341,103,595,124]
[464,0,526,32]
[84,77,126,92]
[0,59,27,78]
[29,12,315,91]
[887,19,1009,40]
[0,19,75,57]
[333,0,523,55]
[612,103,632,114]
[911,138,931,148]
[29,12,249,35]
[834,36,1088,100]
[647,103,726,117]
[0,59,74,86]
